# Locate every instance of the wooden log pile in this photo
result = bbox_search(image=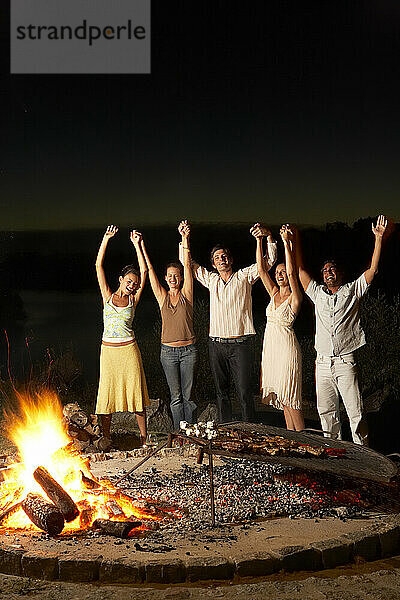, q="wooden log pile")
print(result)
[62,403,109,452]
[0,464,144,538]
